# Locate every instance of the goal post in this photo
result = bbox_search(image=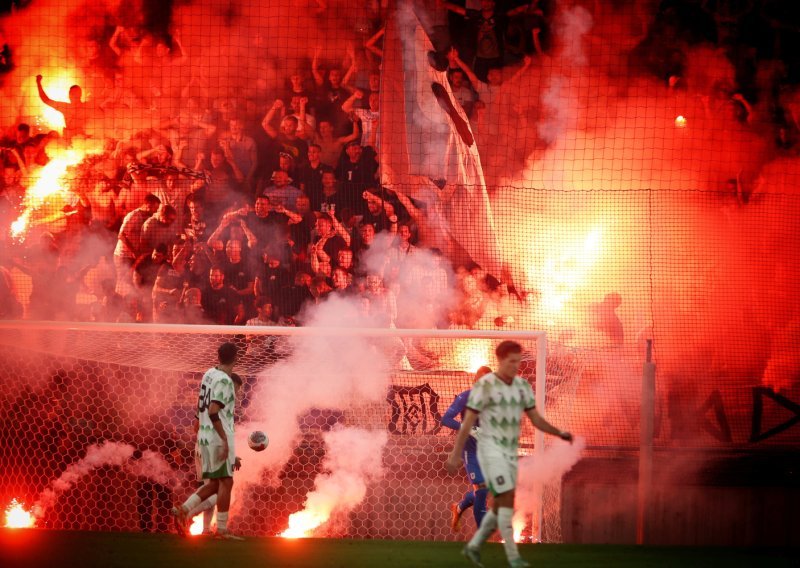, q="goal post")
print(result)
[0,321,564,540]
